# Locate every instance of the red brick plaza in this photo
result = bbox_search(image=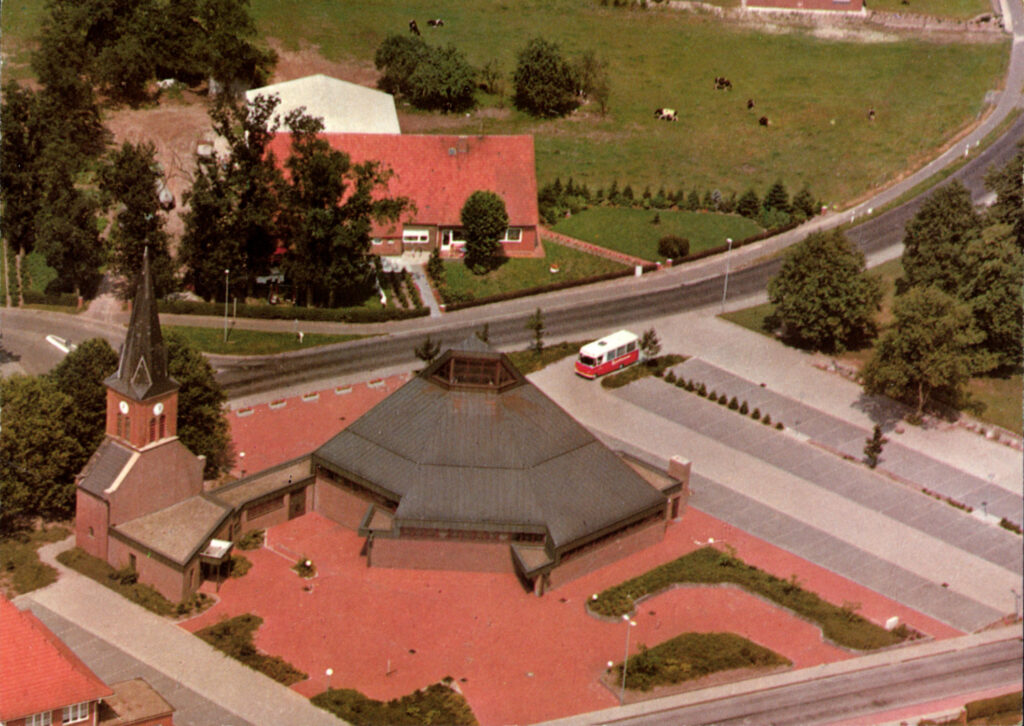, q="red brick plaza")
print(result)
[208,377,961,725]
